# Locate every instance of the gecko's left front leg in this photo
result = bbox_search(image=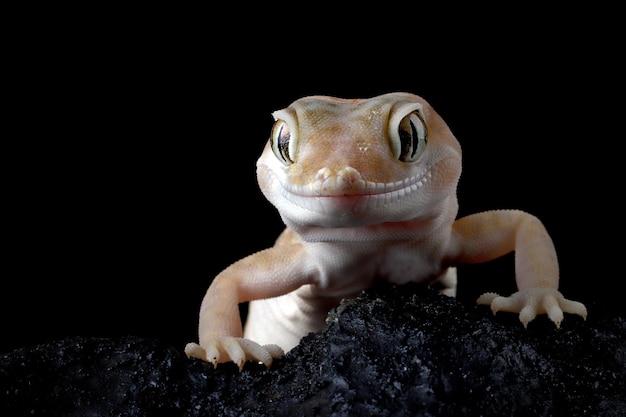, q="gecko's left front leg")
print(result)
[450,209,587,327]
